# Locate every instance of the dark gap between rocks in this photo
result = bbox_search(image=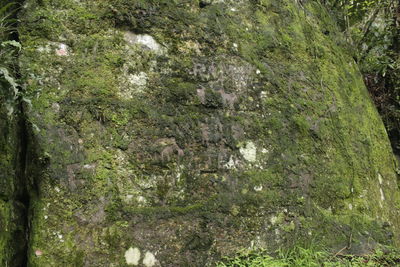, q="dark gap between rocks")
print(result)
[16,102,30,267]
[199,1,210,8]
[8,1,34,266]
